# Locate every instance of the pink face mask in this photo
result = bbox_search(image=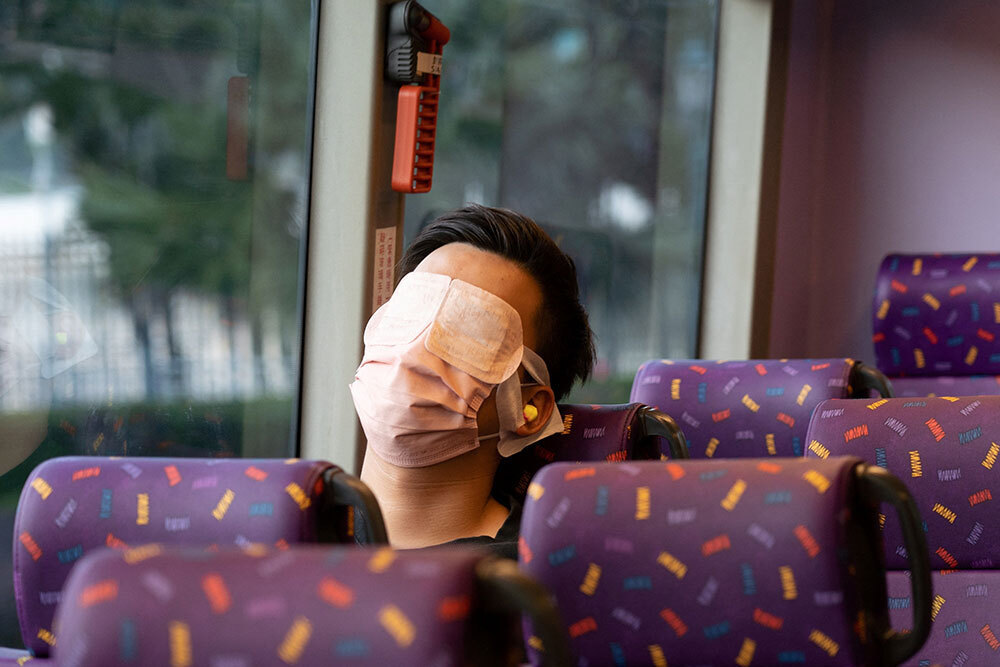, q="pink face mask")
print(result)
[349,271,562,467]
